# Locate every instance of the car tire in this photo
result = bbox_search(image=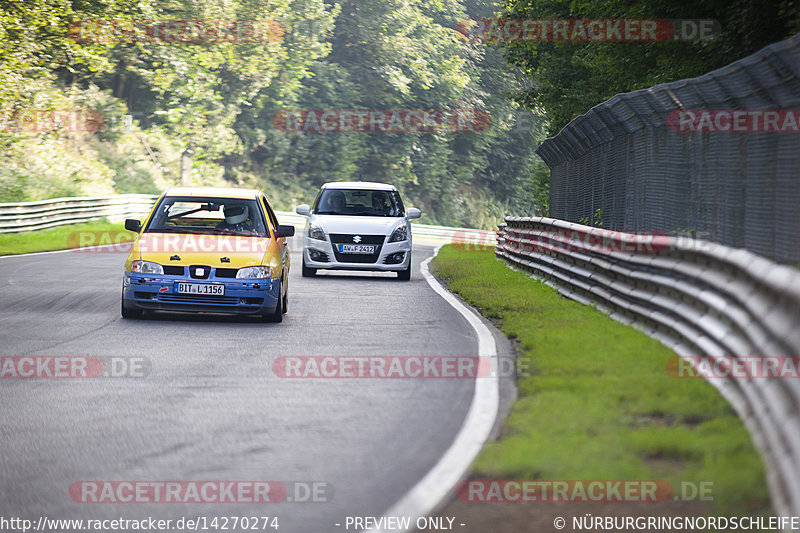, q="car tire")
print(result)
[121,298,142,319]
[302,256,316,277]
[282,280,288,314]
[261,281,283,323]
[397,259,411,281]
